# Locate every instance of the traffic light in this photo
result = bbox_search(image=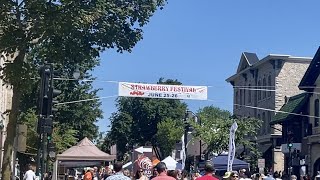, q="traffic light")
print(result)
[47,138,56,160]
[47,64,61,117]
[39,65,51,117]
[287,131,294,149]
[38,64,61,134]
[39,117,53,134]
